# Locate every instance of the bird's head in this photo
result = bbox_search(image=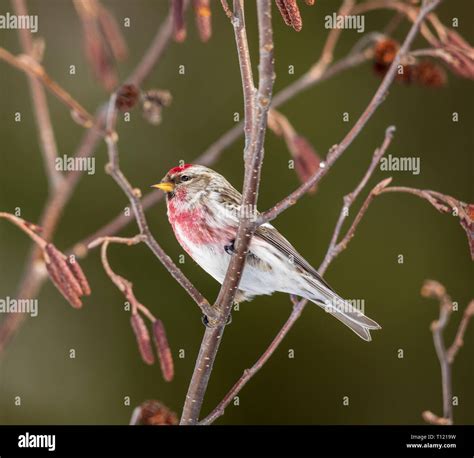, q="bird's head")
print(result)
[152,164,234,208]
